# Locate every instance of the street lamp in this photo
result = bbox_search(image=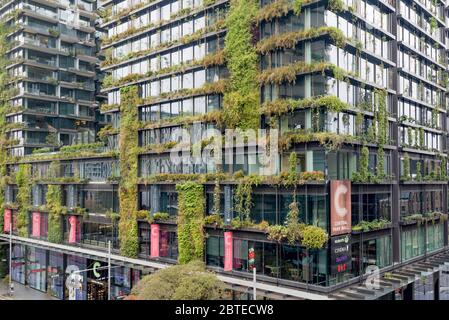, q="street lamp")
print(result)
[9,220,13,297]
